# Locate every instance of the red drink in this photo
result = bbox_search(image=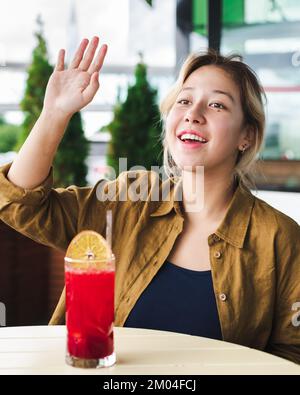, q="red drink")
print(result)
[65,258,115,367]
